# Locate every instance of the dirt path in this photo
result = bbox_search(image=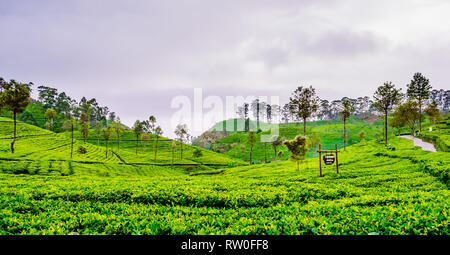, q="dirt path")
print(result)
[399,135,437,152]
